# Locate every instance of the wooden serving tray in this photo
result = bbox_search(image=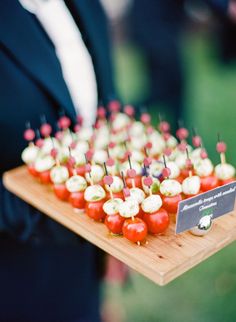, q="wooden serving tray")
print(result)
[3,166,236,286]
